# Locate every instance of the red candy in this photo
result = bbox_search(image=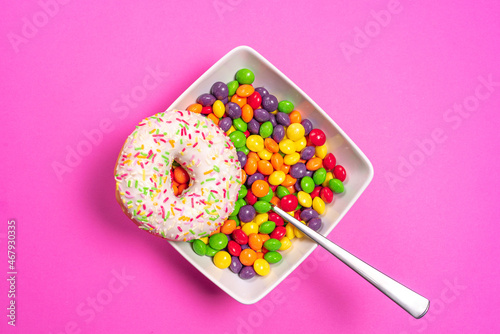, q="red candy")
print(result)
[244,130,250,137]
[270,226,286,240]
[232,229,249,245]
[228,240,242,256]
[309,129,326,146]
[294,210,301,220]
[320,187,334,204]
[281,194,298,212]
[245,191,258,205]
[323,153,336,170]
[333,165,346,182]
[310,186,321,199]
[201,106,212,115]
[247,91,262,109]
[268,212,284,226]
